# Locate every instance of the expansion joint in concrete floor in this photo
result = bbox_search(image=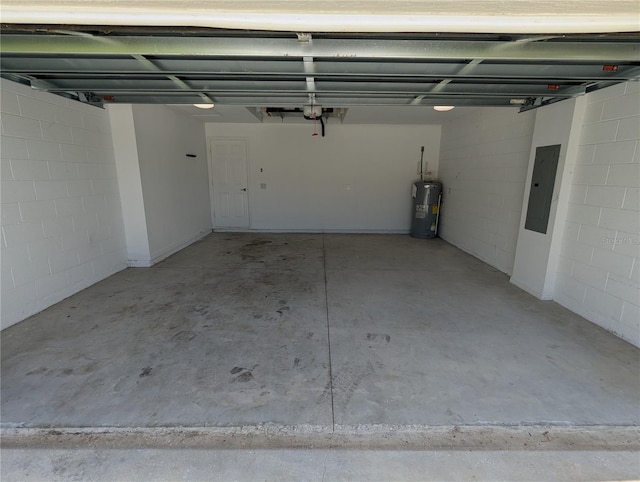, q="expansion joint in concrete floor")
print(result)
[322,233,336,433]
[3,233,639,446]
[2,425,639,451]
